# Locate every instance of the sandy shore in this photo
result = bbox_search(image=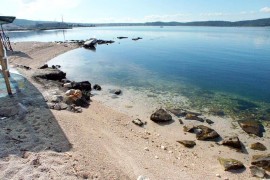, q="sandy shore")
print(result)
[0,41,269,179]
